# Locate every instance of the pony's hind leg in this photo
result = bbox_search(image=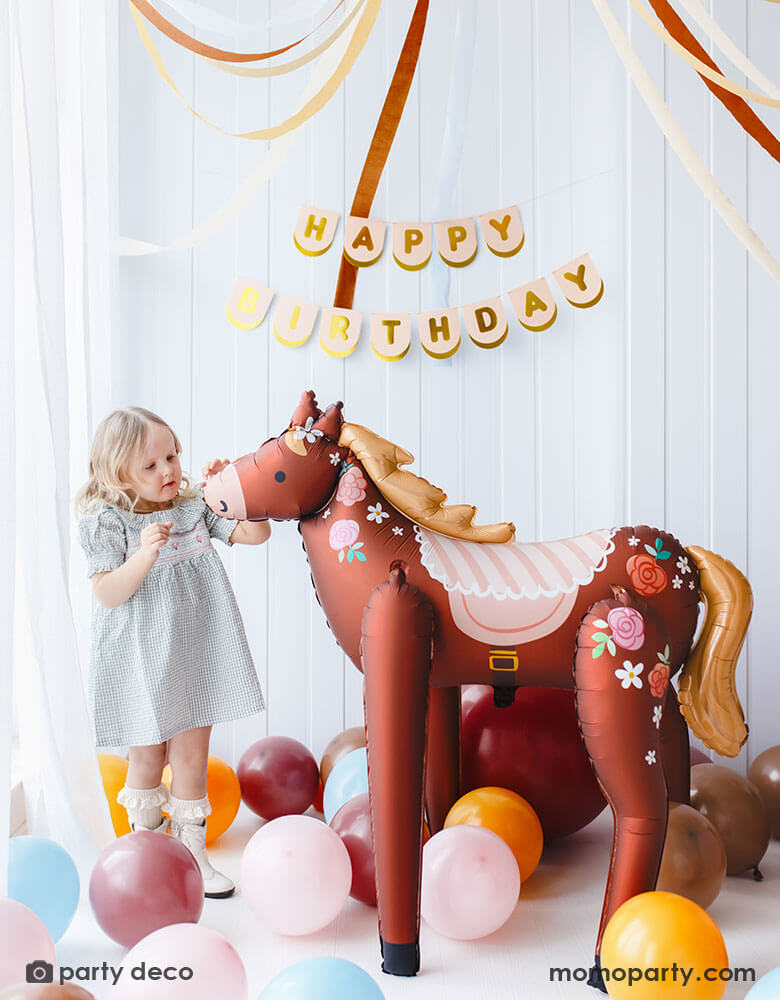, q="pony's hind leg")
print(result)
[574,588,669,991]
[659,685,691,804]
[425,685,461,834]
[361,564,435,977]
